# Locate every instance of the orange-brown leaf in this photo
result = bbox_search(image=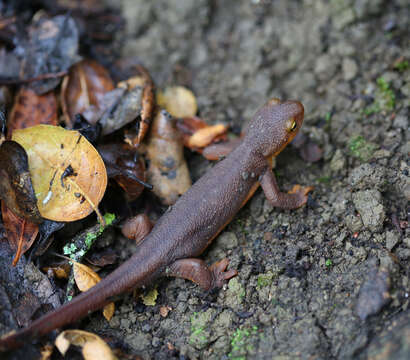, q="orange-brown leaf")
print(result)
[1,202,39,266]
[61,60,114,127]
[8,88,57,138]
